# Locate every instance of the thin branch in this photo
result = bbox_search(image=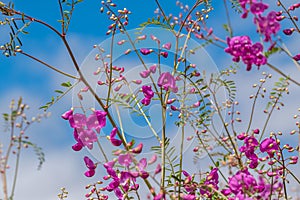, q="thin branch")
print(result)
[266,63,300,87]
[19,51,79,79]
